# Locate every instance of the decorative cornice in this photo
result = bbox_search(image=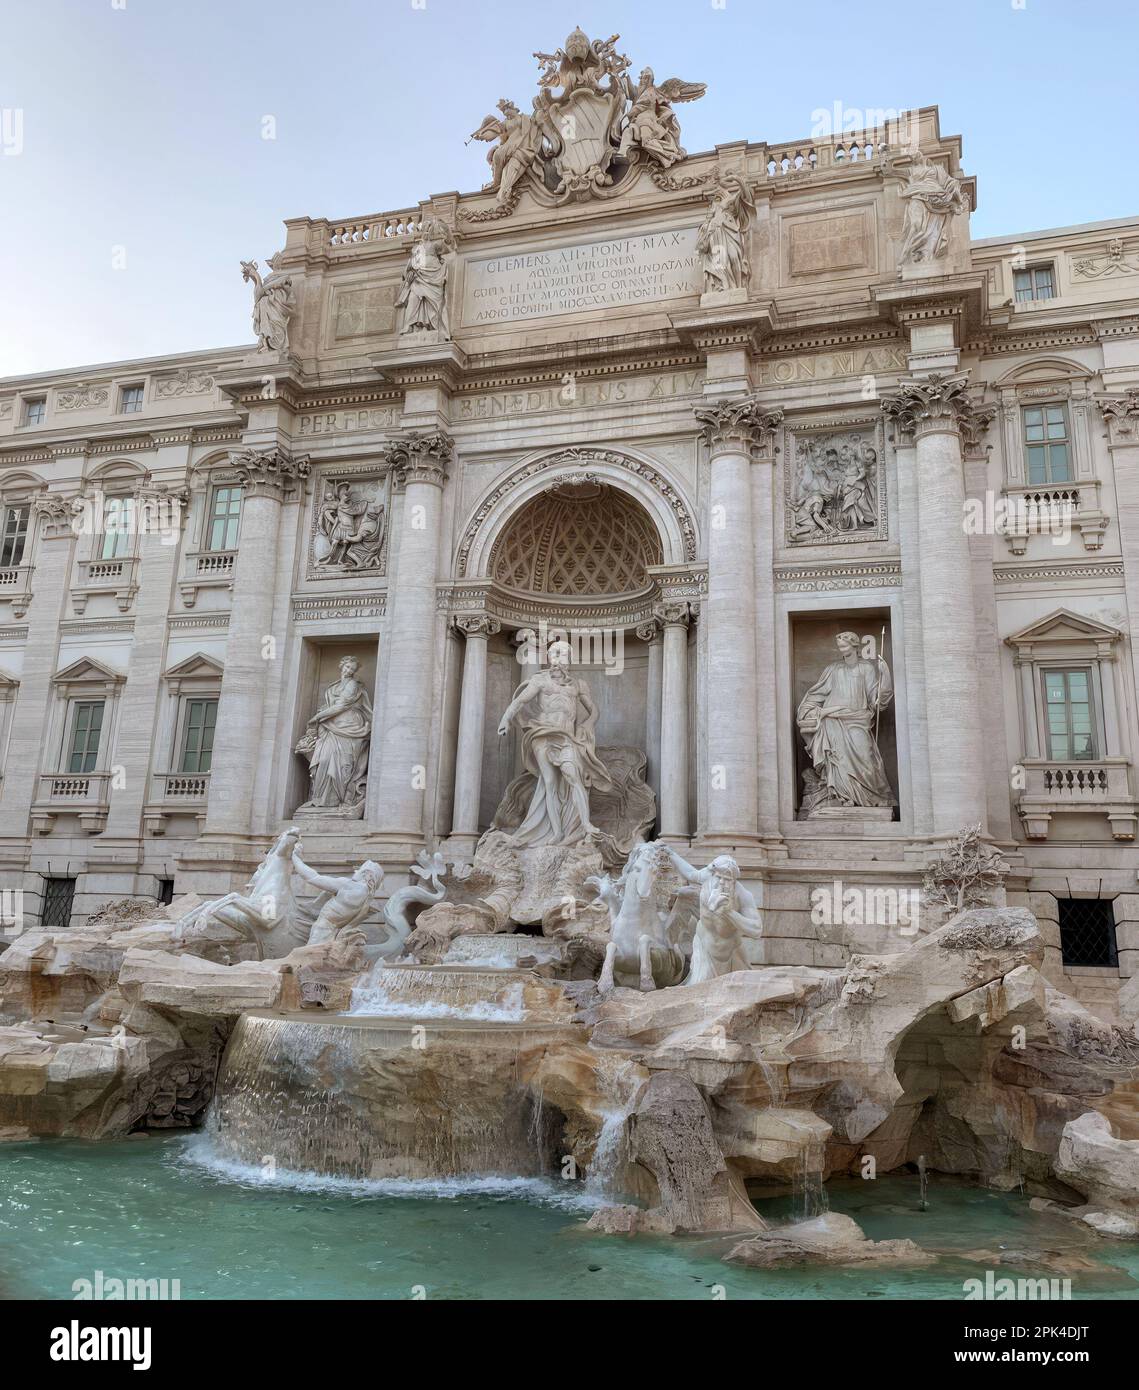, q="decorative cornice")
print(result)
[383,430,453,489]
[695,396,784,455]
[228,445,310,498]
[291,594,387,622]
[992,559,1124,585]
[774,559,902,593]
